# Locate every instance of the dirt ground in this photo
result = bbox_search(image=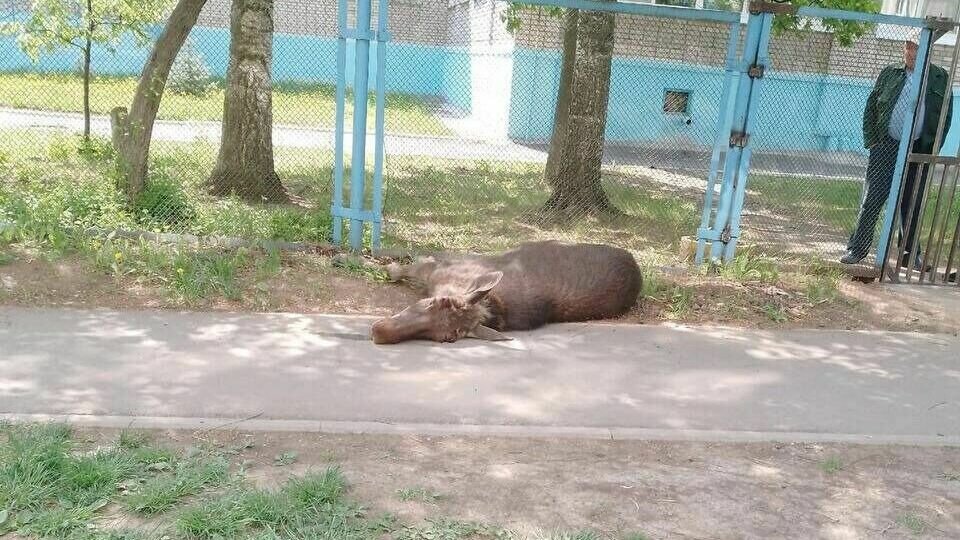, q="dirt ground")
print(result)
[49,427,960,540]
[1,250,959,335]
